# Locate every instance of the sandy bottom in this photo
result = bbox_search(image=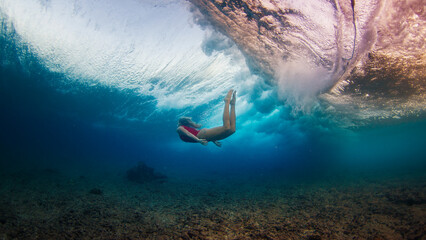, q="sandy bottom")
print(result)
[0,167,425,240]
